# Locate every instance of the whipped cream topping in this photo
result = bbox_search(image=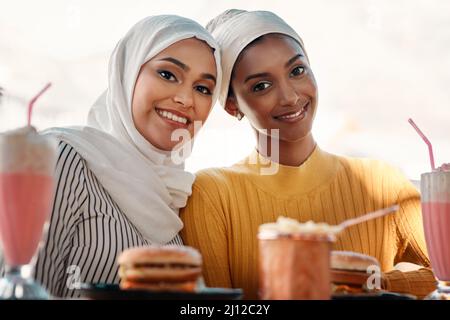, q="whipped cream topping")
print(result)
[436,163,450,172]
[0,126,57,175]
[259,216,341,237]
